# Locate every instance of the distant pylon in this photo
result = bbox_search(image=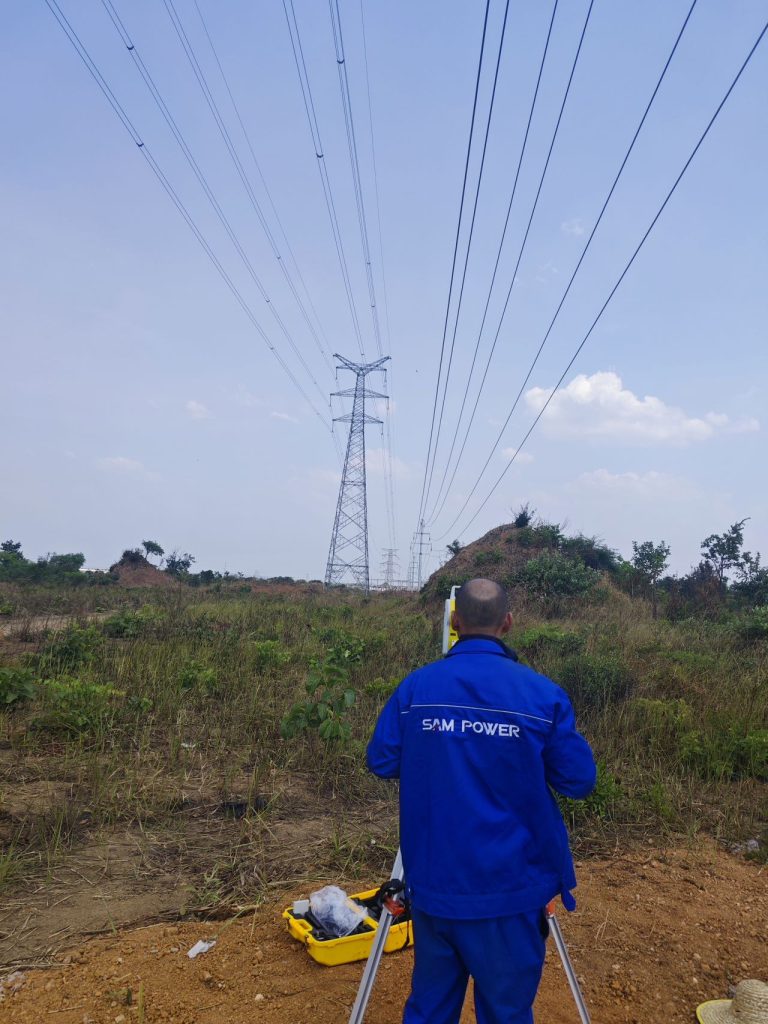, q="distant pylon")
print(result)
[325,354,390,591]
[406,519,431,590]
[381,548,399,588]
